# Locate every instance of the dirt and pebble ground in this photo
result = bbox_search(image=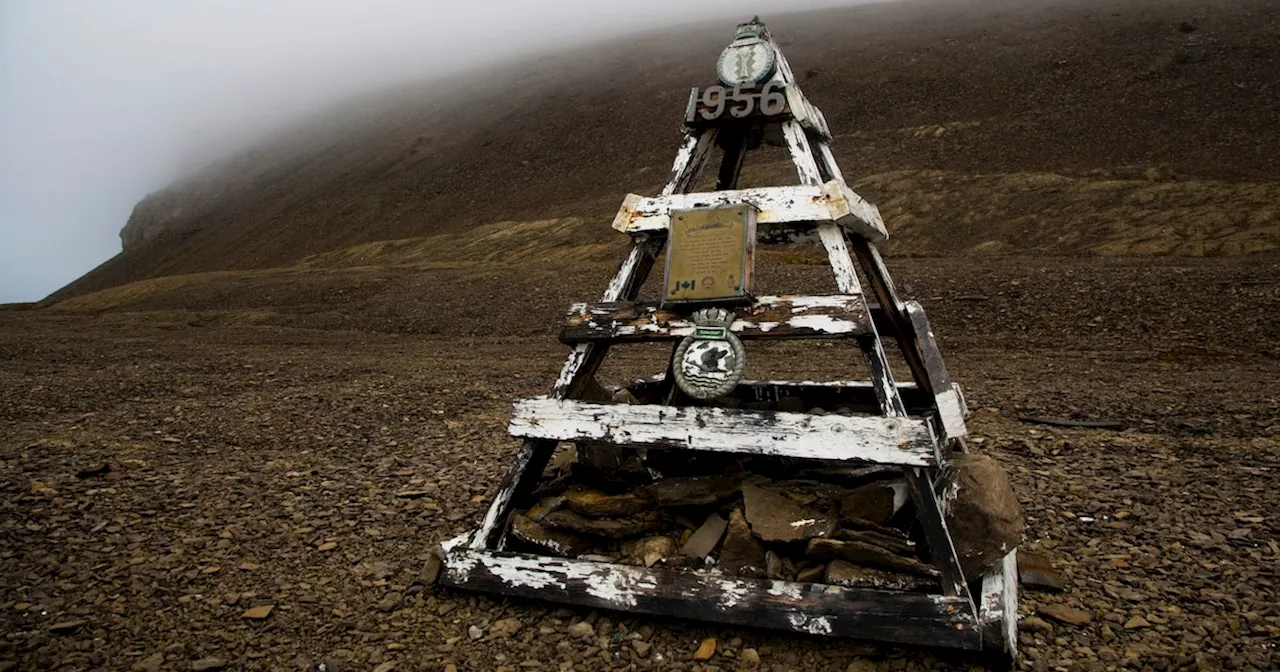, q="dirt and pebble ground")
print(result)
[2,256,1279,671]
